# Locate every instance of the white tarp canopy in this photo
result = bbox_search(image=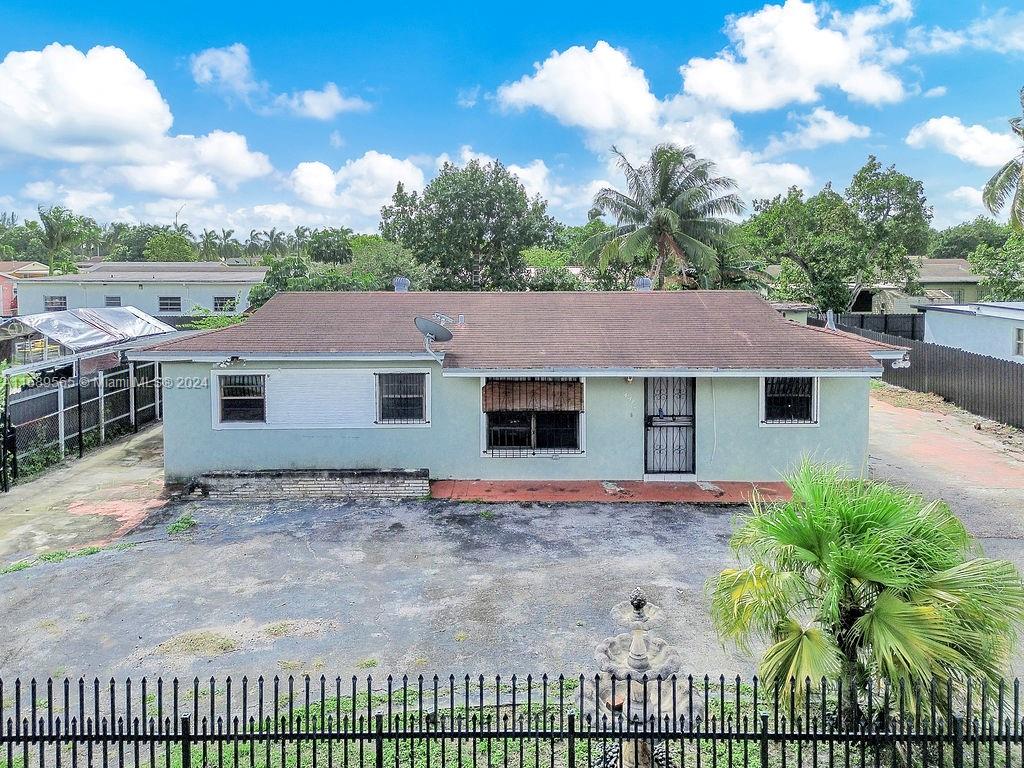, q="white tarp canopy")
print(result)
[0,307,174,352]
